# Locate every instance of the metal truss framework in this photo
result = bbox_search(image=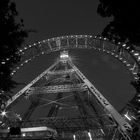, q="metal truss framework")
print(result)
[12,35,140,80]
[1,35,140,139]
[0,50,135,140]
